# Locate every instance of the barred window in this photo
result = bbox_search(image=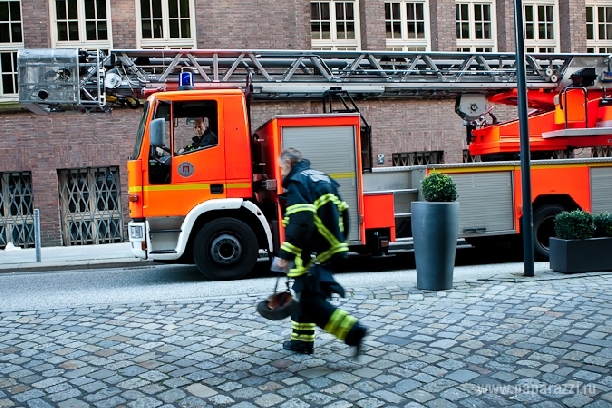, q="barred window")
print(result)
[0,171,34,249]
[385,1,430,51]
[50,0,112,49]
[138,0,195,48]
[0,0,22,100]
[58,166,124,245]
[311,1,360,50]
